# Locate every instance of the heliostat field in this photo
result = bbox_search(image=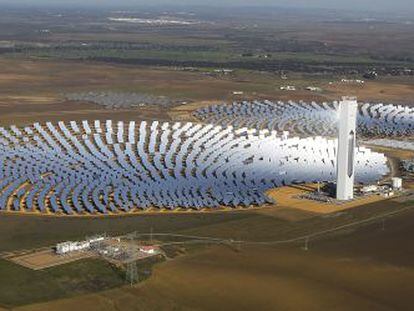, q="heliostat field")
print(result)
[0,120,388,215]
